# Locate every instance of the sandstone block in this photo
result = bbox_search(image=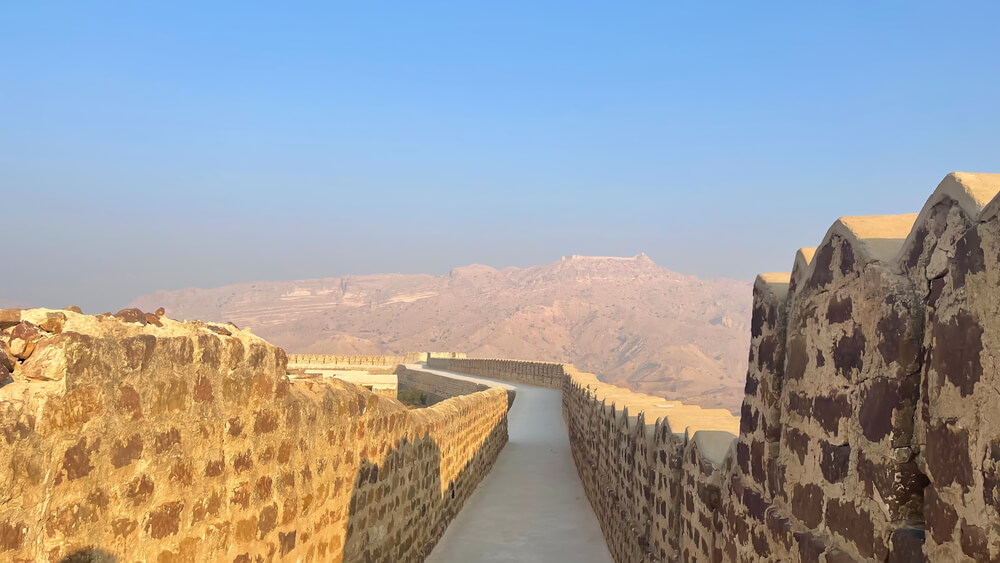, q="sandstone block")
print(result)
[114,308,147,325]
[0,308,20,329]
[8,321,43,360]
[40,312,66,334]
[17,334,72,381]
[0,339,14,372]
